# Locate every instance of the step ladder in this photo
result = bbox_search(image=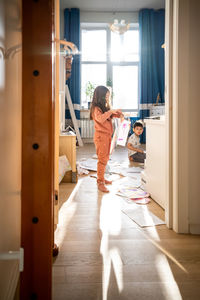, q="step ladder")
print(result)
[65,84,83,147]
